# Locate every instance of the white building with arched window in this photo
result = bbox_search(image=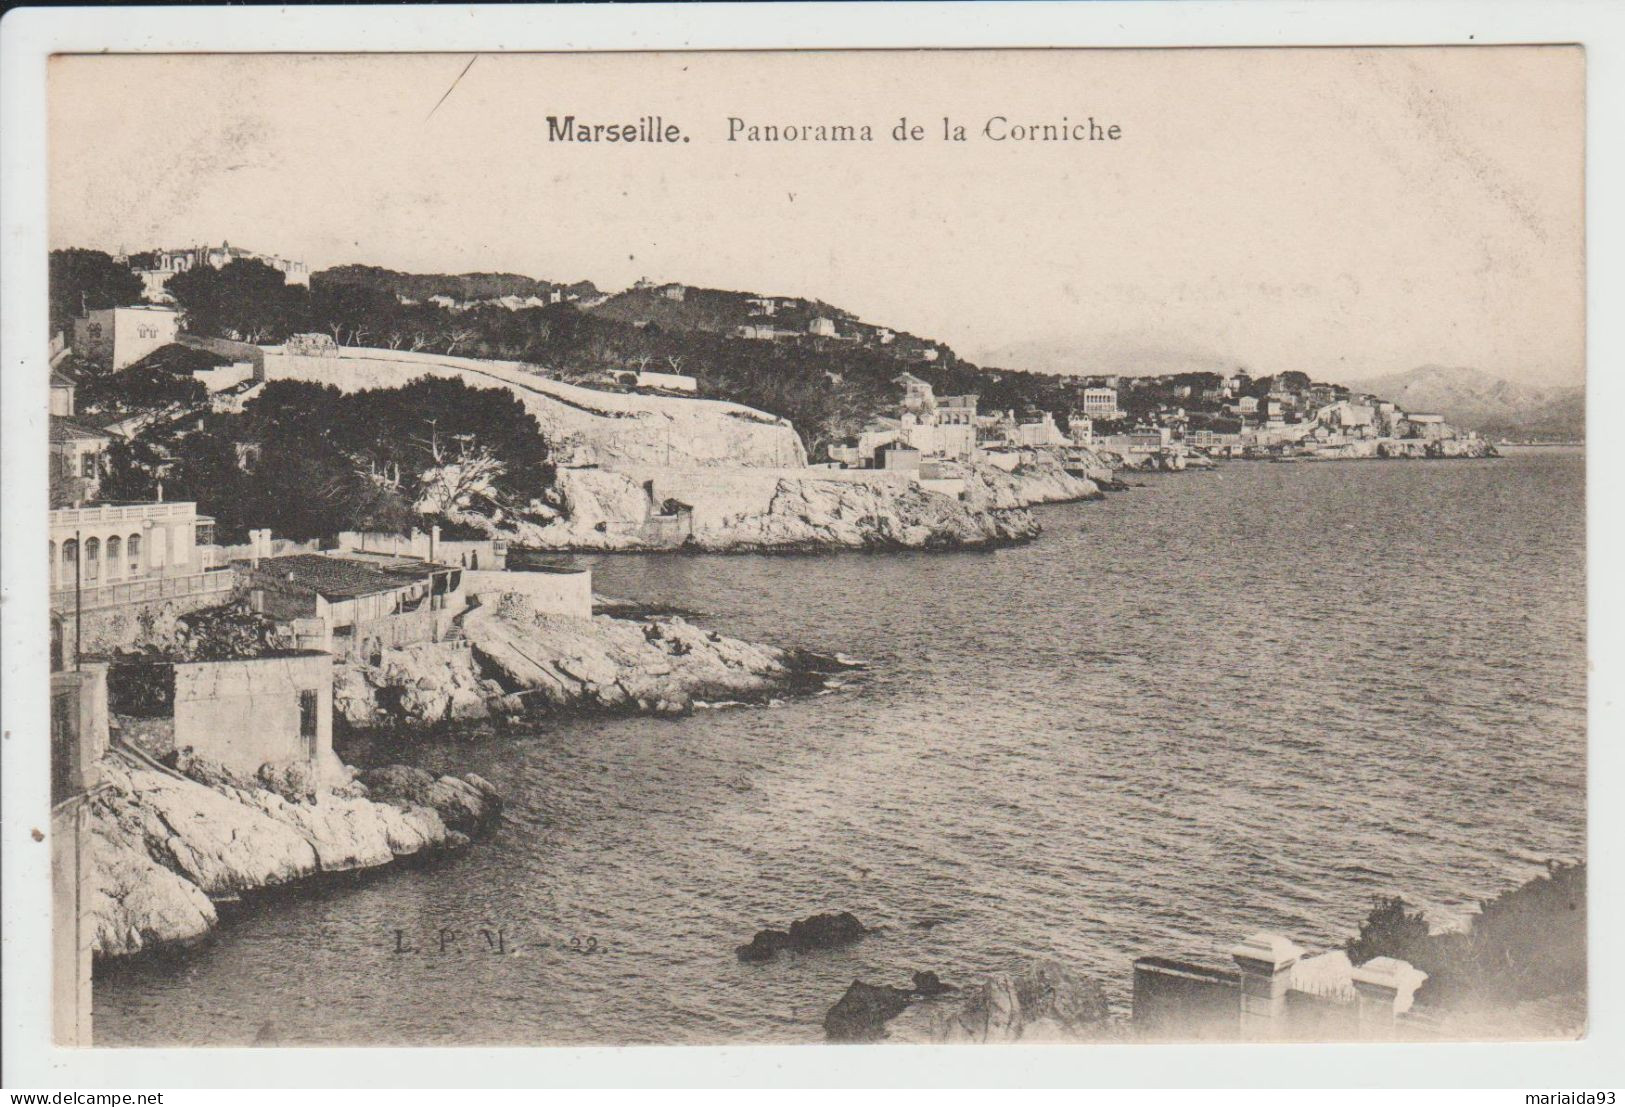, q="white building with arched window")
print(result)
[49,500,232,623]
